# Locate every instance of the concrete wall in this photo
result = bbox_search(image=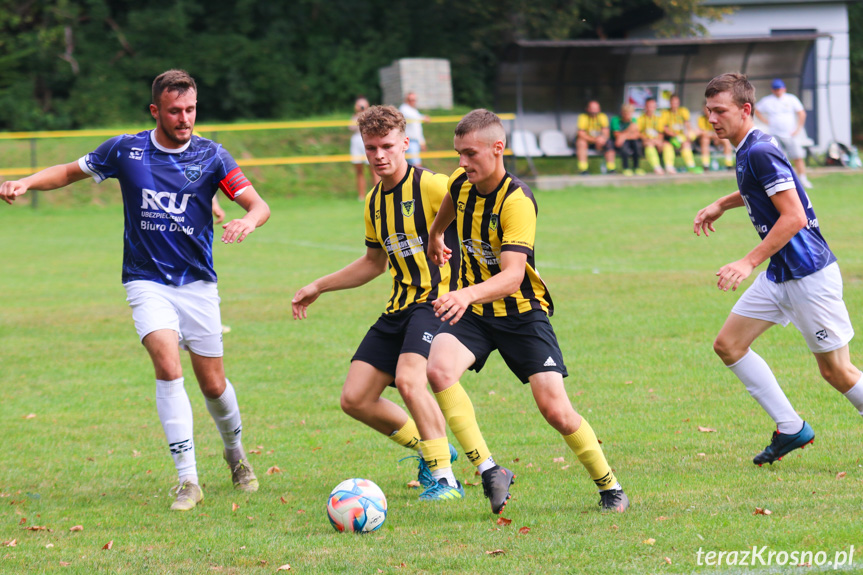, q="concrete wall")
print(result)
[379,58,453,109]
